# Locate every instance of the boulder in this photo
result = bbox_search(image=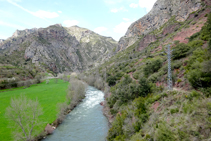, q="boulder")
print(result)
[44,124,54,135]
